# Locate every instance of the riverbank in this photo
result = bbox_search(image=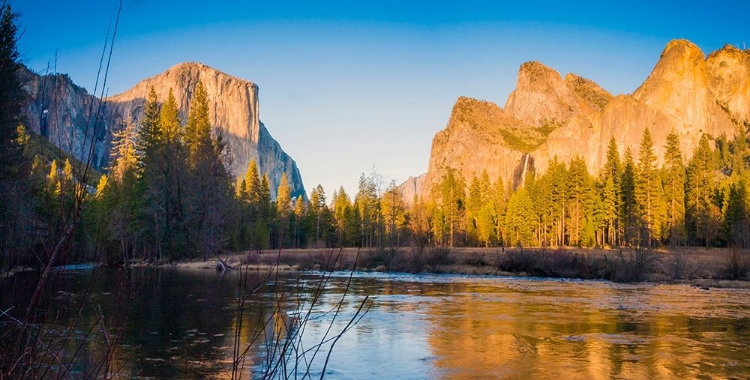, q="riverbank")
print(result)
[133,246,750,289]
